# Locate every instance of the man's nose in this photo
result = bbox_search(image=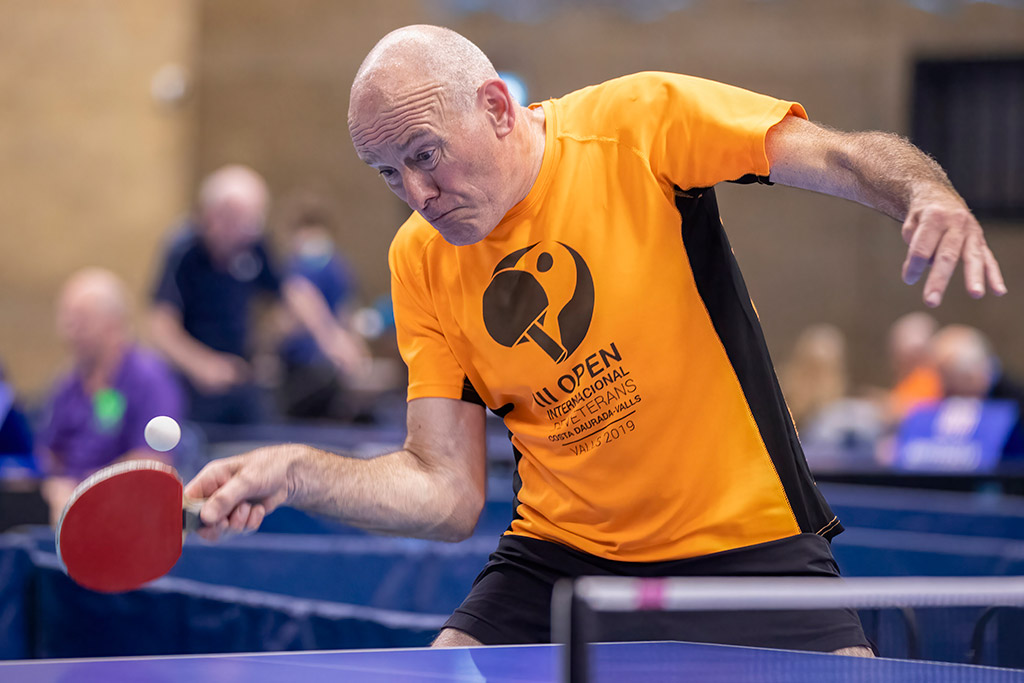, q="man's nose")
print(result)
[403,171,439,212]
